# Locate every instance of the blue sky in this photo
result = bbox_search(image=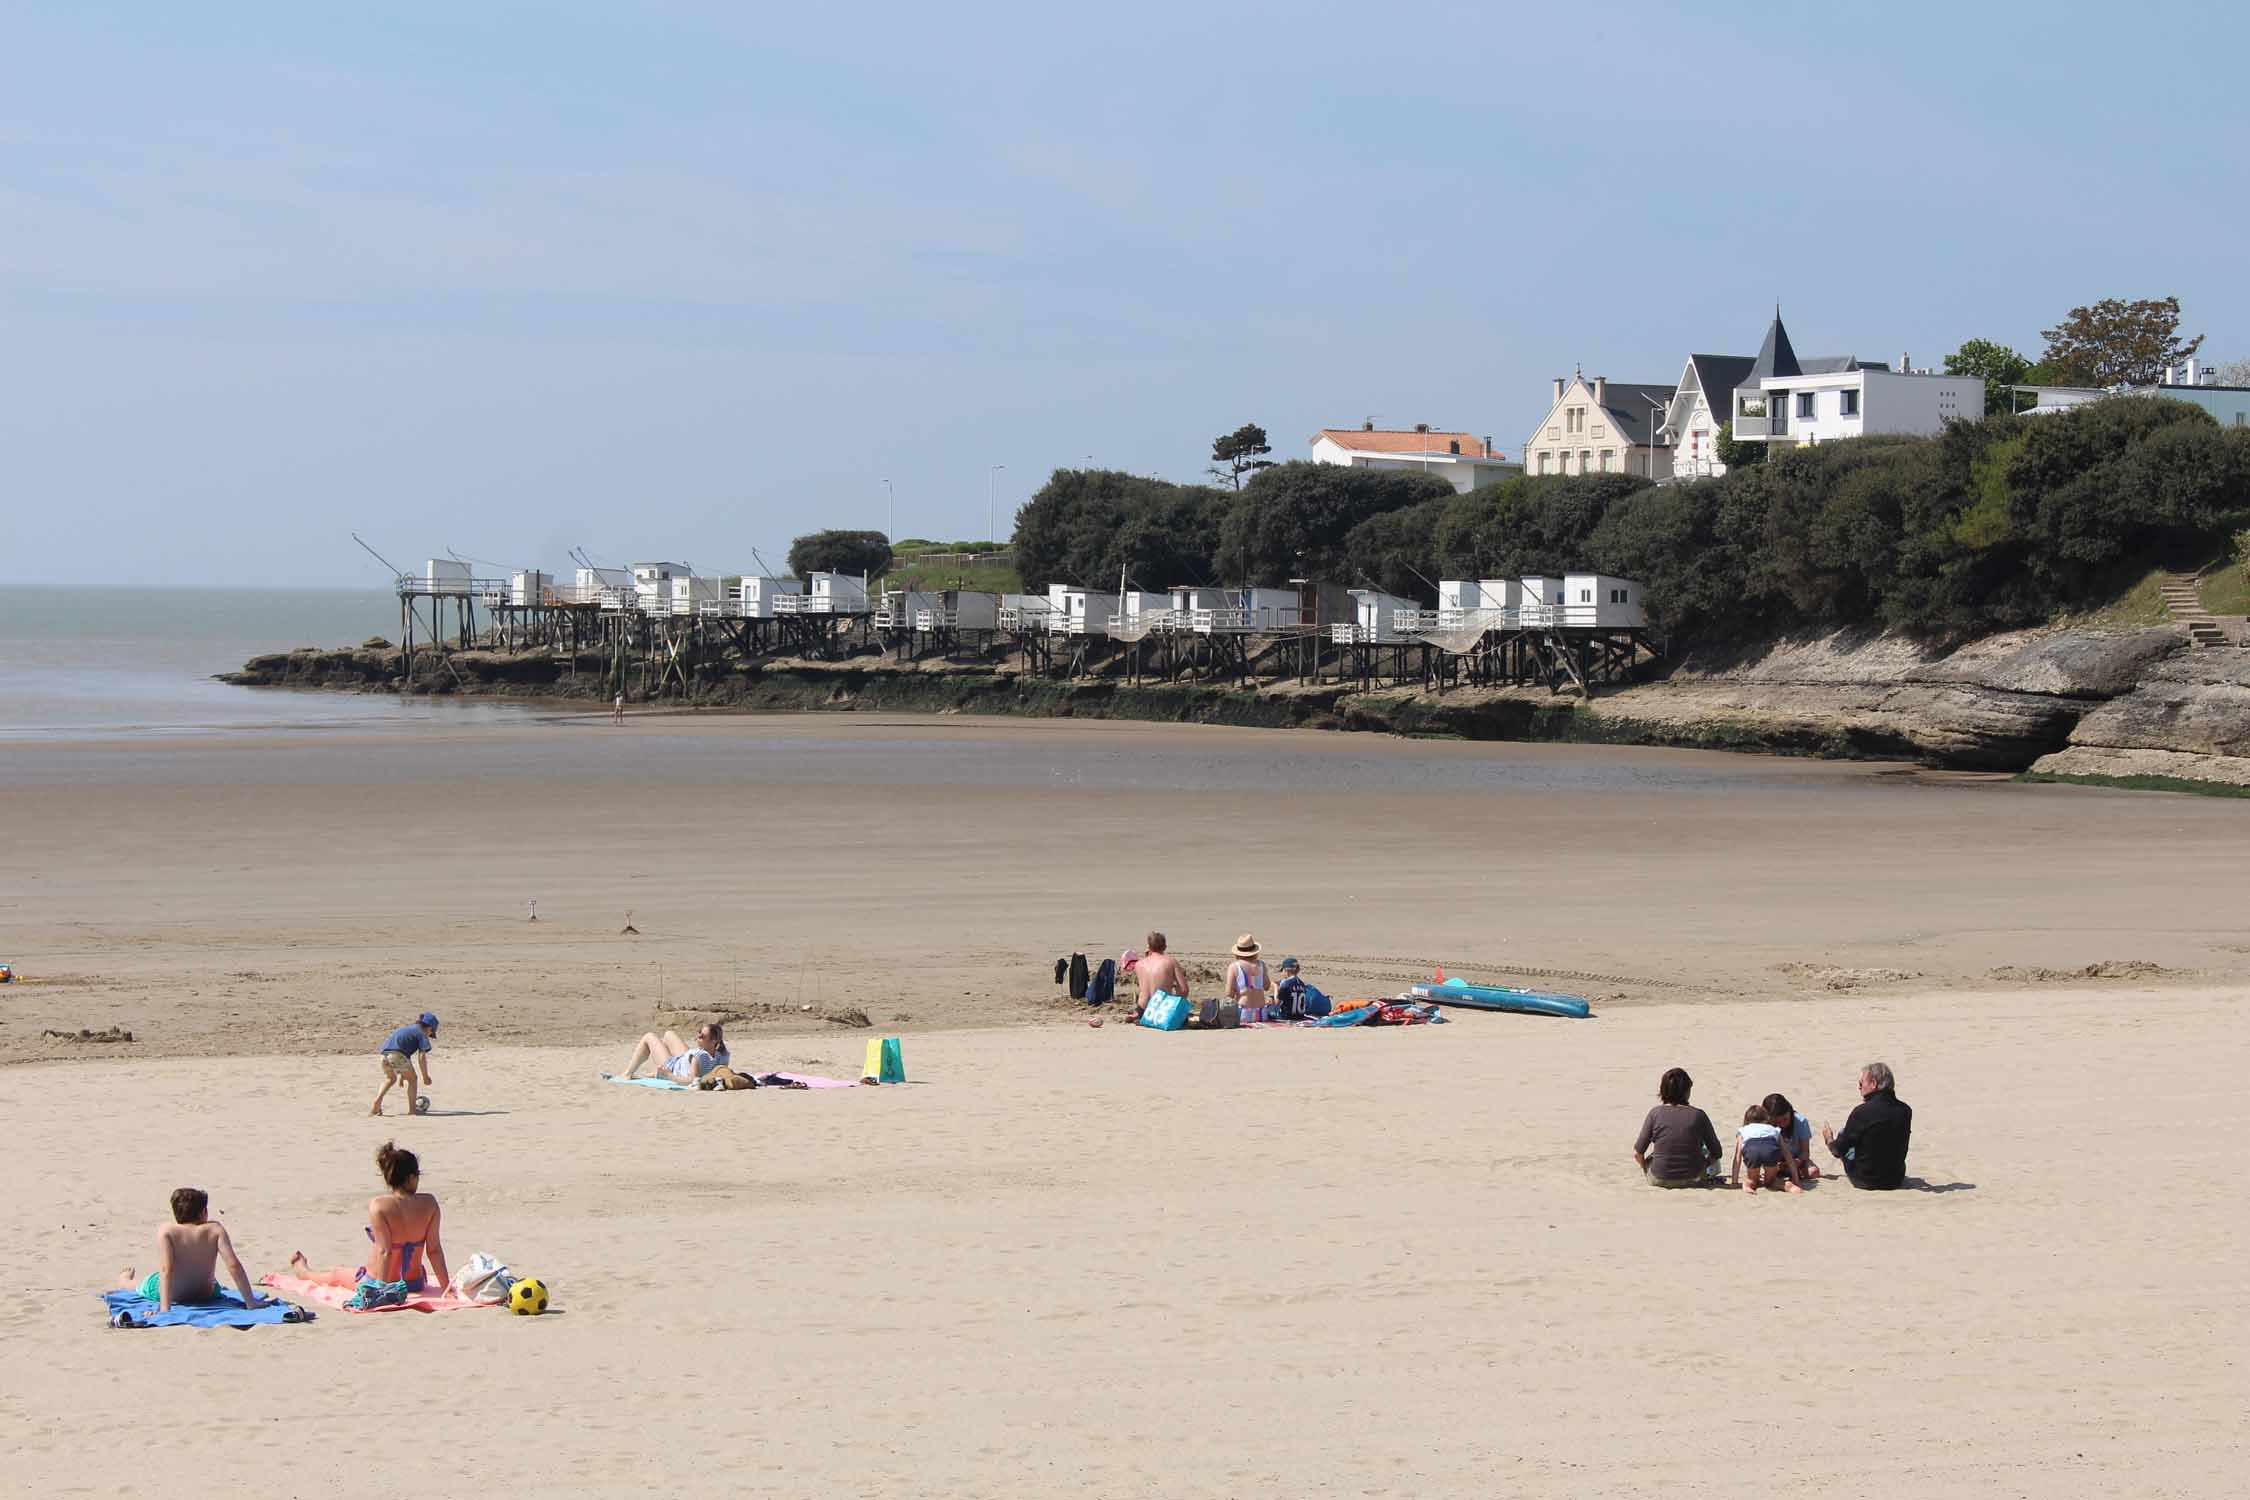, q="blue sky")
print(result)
[5,1,2246,585]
